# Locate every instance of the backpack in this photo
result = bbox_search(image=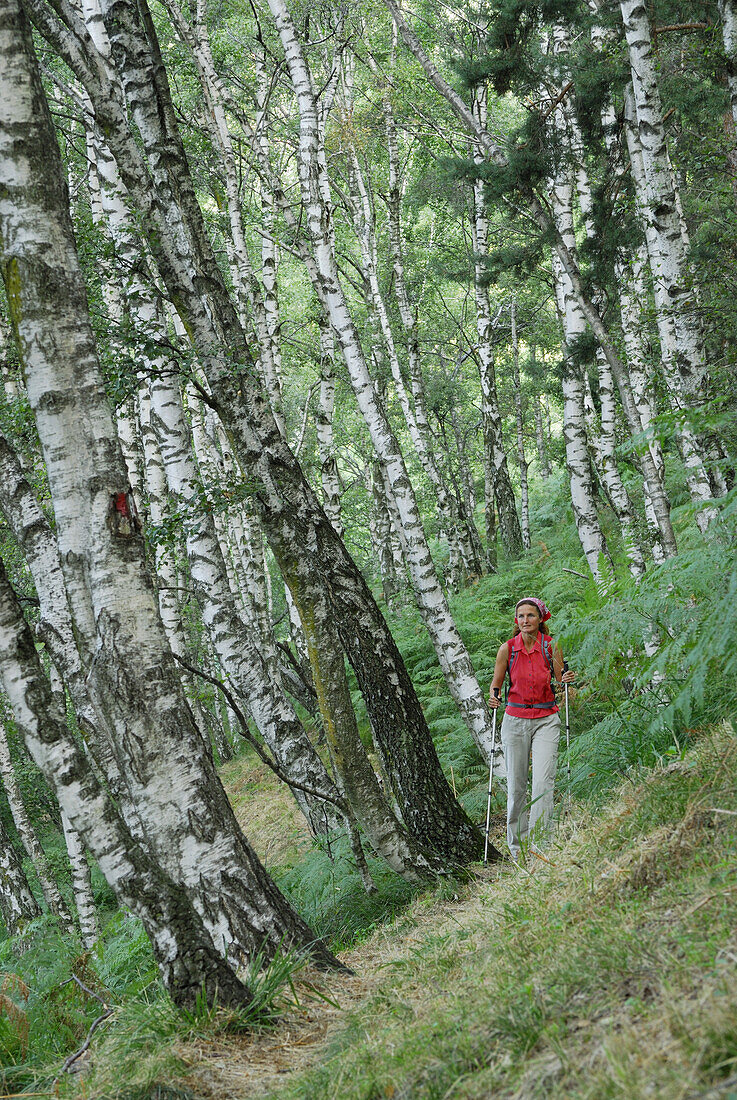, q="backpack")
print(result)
[505,634,556,710]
